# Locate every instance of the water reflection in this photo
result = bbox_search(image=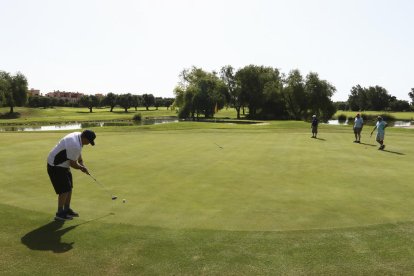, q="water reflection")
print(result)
[0,117,178,132]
